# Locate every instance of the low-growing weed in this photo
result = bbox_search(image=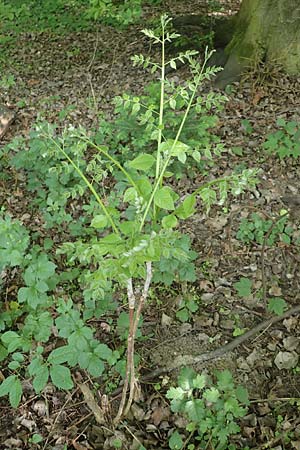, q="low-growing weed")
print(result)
[233,276,288,316]
[166,367,249,450]
[237,212,292,245]
[87,0,161,27]
[263,118,300,160]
